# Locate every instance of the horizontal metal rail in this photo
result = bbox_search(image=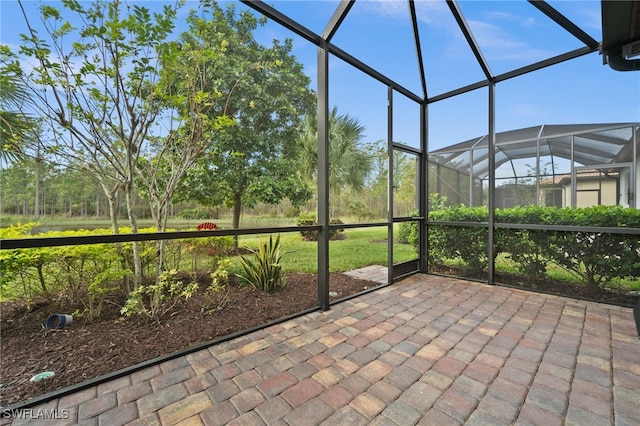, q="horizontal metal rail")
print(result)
[393,216,425,223]
[0,225,322,250]
[4,220,636,249]
[427,220,640,235]
[328,222,386,230]
[1,219,418,249]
